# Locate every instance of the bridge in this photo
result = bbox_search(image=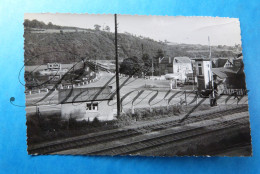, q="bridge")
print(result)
[85,60,115,73]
